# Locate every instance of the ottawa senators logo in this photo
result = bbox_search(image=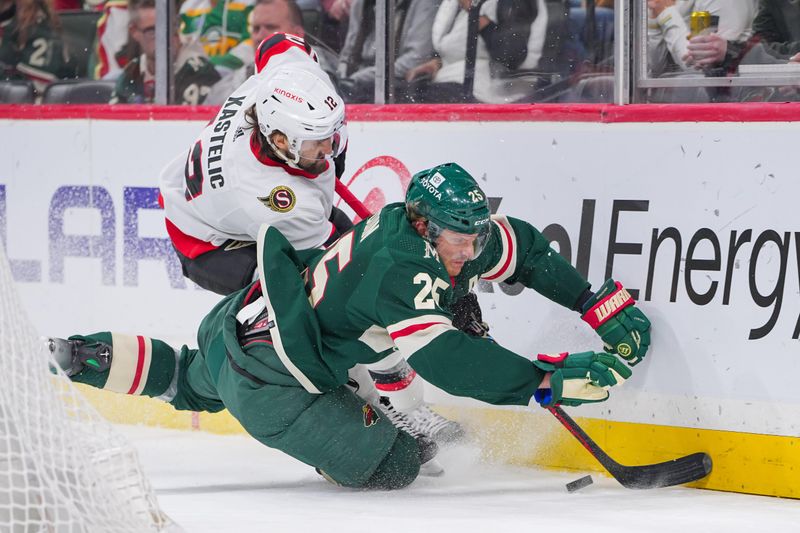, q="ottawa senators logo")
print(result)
[258,185,296,213]
[362,404,380,427]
